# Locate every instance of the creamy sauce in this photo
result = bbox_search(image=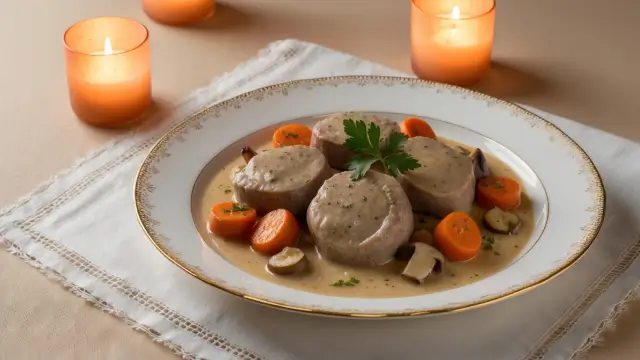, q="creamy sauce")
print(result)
[197,139,534,298]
